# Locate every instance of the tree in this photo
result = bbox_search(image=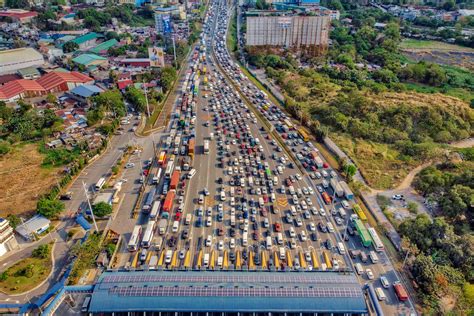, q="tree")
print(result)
[46,93,57,104]
[6,214,20,229]
[442,0,456,11]
[92,90,126,118]
[5,0,29,8]
[344,163,357,180]
[105,31,120,40]
[37,197,65,219]
[407,201,418,214]
[63,41,79,53]
[124,86,147,113]
[32,244,50,259]
[160,67,177,93]
[92,202,112,218]
[0,141,11,156]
